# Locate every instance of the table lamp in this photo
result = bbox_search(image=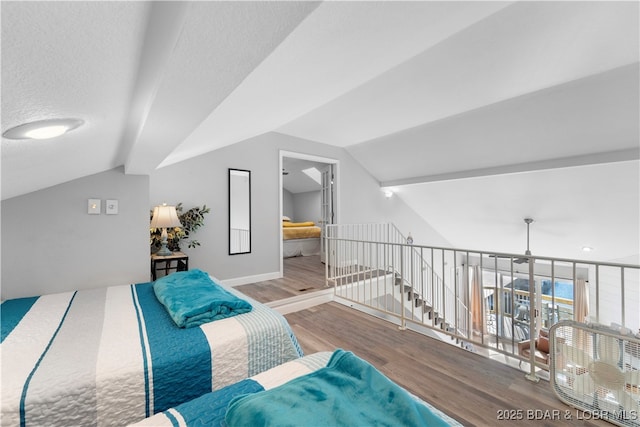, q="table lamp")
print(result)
[151,203,182,256]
